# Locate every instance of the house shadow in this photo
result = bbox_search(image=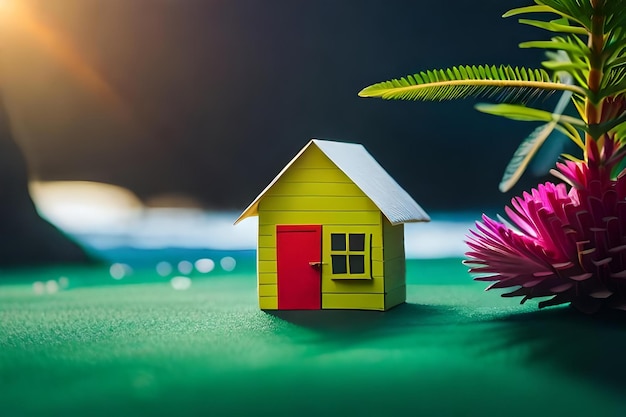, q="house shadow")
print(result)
[266,302,451,346]
[483,306,626,393]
